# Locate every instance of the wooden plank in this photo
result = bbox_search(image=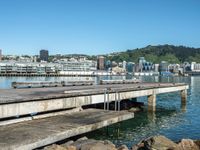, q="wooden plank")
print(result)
[0,109,134,150]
